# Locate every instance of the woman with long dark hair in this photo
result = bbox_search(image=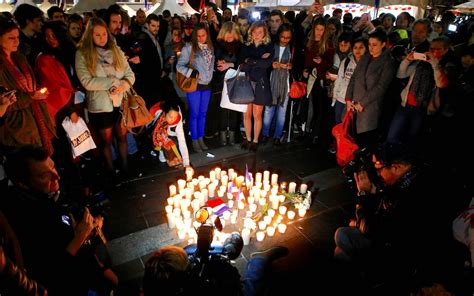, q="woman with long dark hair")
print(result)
[0,18,55,154]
